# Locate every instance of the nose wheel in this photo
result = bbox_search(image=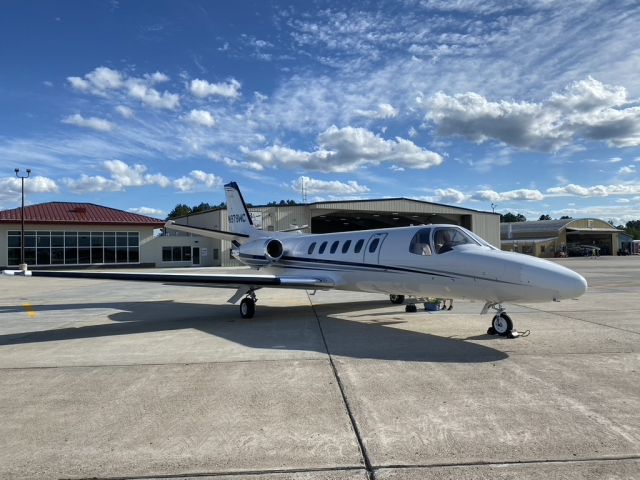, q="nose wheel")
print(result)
[488,312,513,336]
[484,303,519,338]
